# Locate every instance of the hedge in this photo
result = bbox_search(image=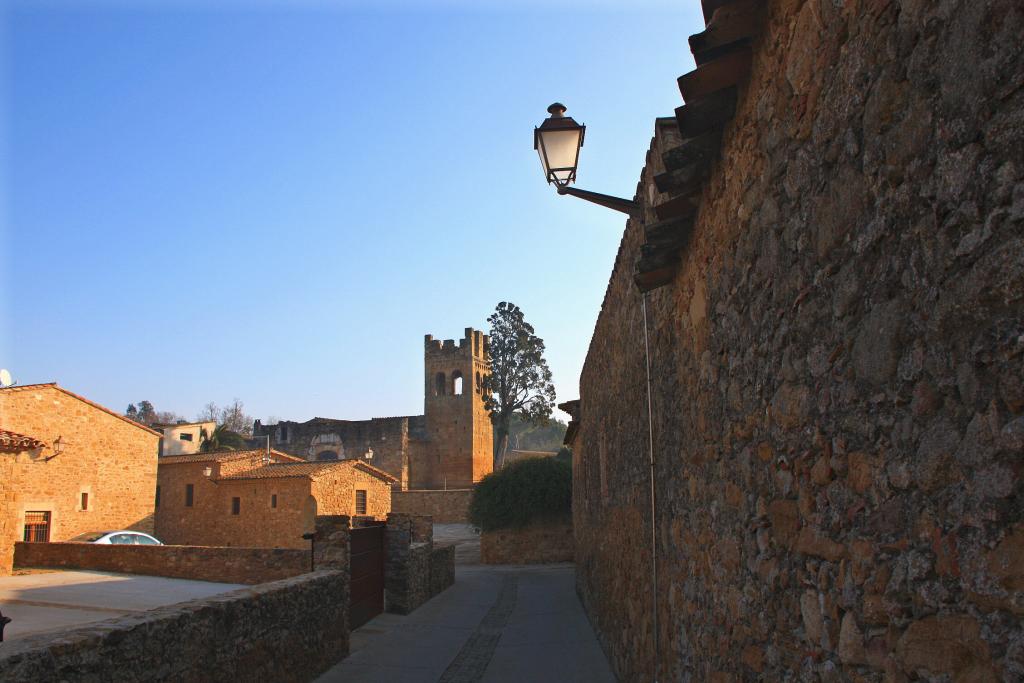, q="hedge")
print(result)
[468,456,571,532]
